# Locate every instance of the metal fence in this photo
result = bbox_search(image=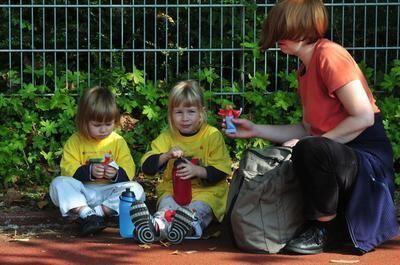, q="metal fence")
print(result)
[0,1,399,96]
